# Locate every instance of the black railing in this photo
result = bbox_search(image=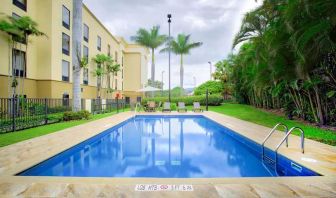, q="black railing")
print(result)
[0,98,75,133]
[91,99,127,114]
[0,97,129,133]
